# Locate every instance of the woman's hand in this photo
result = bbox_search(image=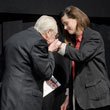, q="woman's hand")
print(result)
[48,39,62,52]
[61,95,69,110]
